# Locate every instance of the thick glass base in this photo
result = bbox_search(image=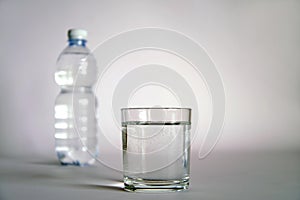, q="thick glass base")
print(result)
[124,176,189,192]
